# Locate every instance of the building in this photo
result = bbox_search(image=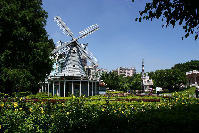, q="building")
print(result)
[141,59,153,91]
[186,70,199,87]
[142,73,153,91]
[113,67,136,77]
[39,16,101,97]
